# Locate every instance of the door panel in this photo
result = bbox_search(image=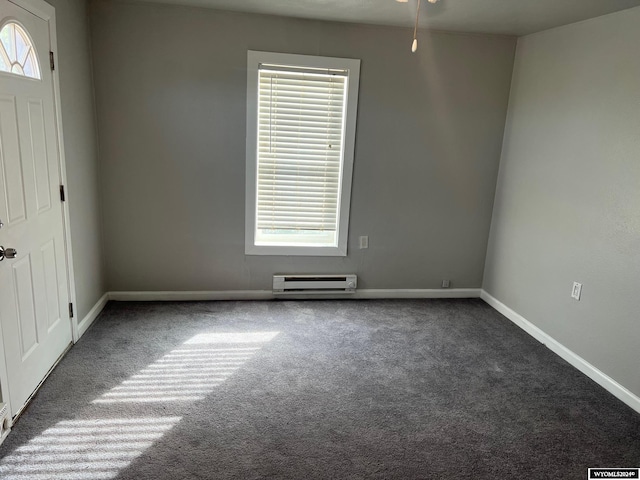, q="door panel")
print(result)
[41,238,61,331]
[28,98,52,213]
[0,94,27,224]
[0,0,72,417]
[12,255,39,358]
